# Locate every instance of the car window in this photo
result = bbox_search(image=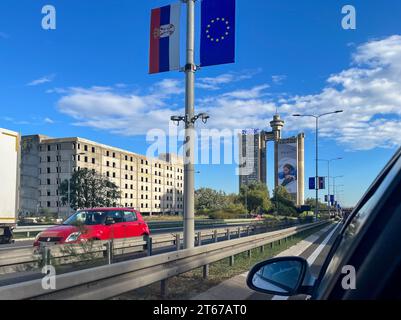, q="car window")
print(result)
[107,211,124,223]
[315,154,401,299]
[124,211,137,222]
[63,211,107,225]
